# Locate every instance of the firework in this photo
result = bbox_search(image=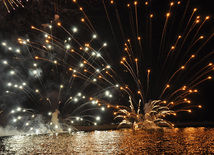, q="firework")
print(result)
[1,0,28,13]
[112,1,213,129]
[1,18,119,134]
